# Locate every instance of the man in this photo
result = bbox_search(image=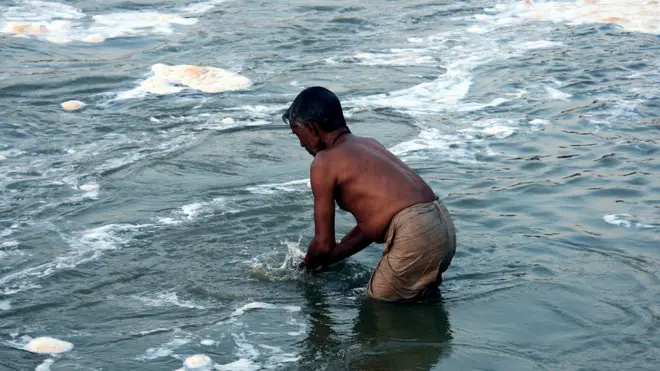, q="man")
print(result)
[283,86,456,302]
